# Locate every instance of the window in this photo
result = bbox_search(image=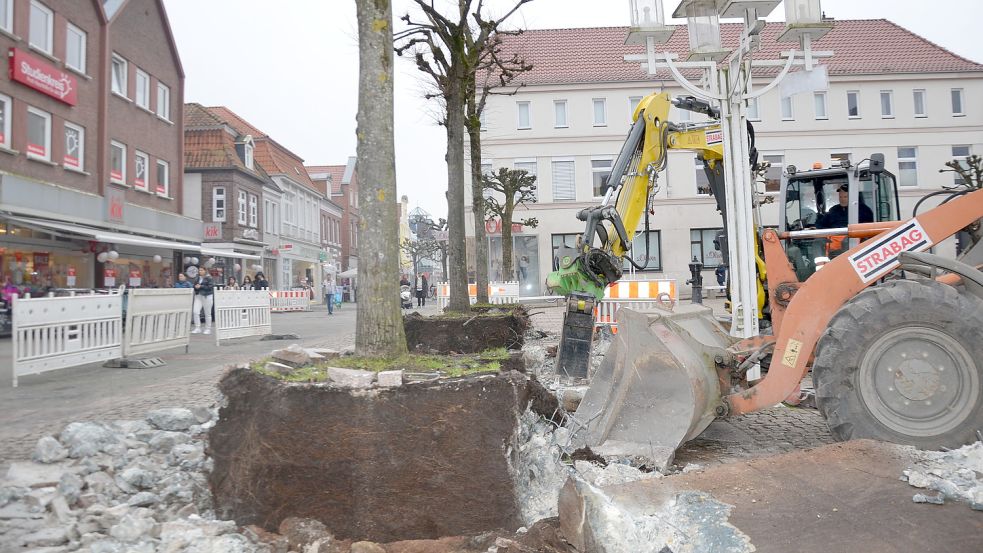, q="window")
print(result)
[952,145,971,185]
[781,96,794,121]
[135,69,150,109]
[593,98,607,126]
[65,23,87,74]
[63,122,84,171]
[897,147,917,187]
[26,106,50,161]
[761,154,784,192]
[238,190,247,224]
[29,1,53,55]
[156,82,170,120]
[913,89,927,118]
[155,159,169,196]
[109,141,125,183]
[244,140,254,169]
[479,110,487,131]
[111,54,127,97]
[624,230,662,271]
[830,152,851,168]
[551,233,579,269]
[213,187,226,222]
[514,159,537,177]
[847,91,860,118]
[696,157,711,195]
[551,159,575,201]
[951,88,964,116]
[591,158,613,197]
[629,96,643,116]
[0,0,12,33]
[880,91,894,118]
[813,92,827,120]
[0,93,11,149]
[746,97,760,121]
[691,228,724,268]
[554,100,567,128]
[517,101,530,129]
[133,150,148,190]
[249,194,258,227]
